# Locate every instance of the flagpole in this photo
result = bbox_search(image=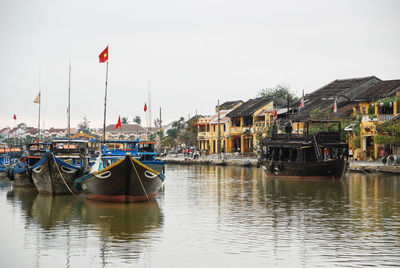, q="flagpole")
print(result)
[103,61,109,144]
[38,90,41,142]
